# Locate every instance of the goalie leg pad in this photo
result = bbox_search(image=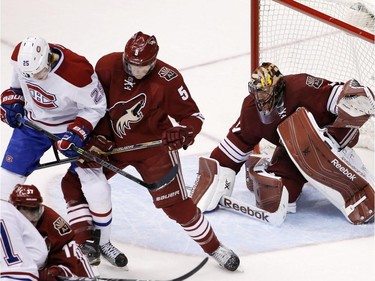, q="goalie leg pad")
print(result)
[248,162,284,213]
[191,157,235,212]
[277,107,375,224]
